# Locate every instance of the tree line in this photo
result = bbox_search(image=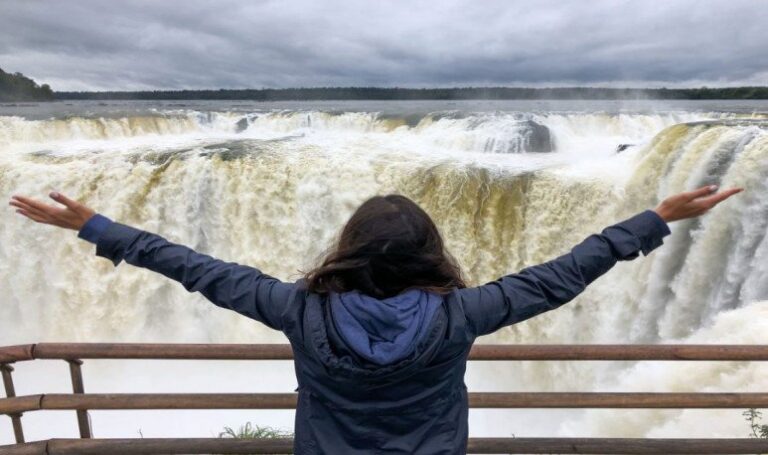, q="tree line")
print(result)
[2,67,767,101]
[0,68,55,102]
[54,86,768,100]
